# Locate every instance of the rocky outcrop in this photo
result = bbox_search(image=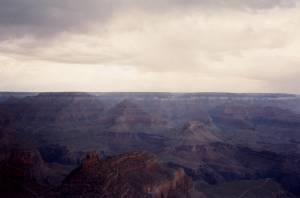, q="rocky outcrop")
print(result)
[177,120,221,146]
[61,151,191,198]
[81,151,102,168]
[161,142,300,196]
[144,168,188,198]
